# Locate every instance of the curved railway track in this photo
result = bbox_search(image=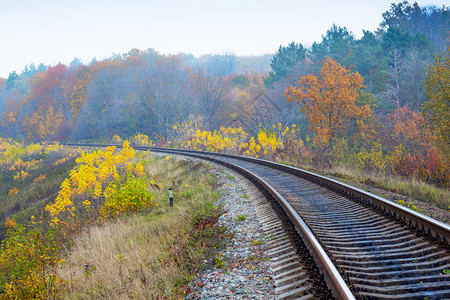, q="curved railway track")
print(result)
[68,144,450,299]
